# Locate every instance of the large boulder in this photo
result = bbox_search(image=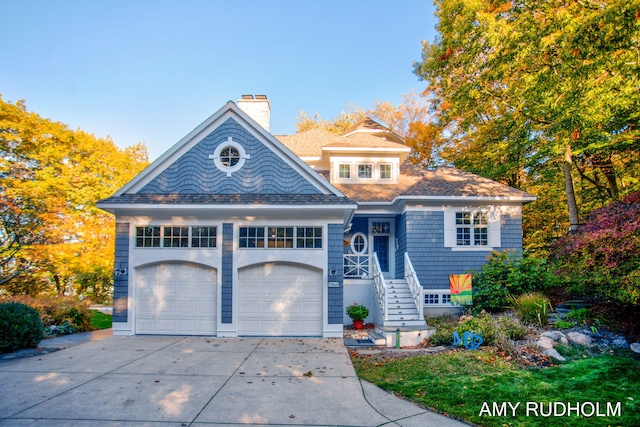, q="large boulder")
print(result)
[567,331,592,346]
